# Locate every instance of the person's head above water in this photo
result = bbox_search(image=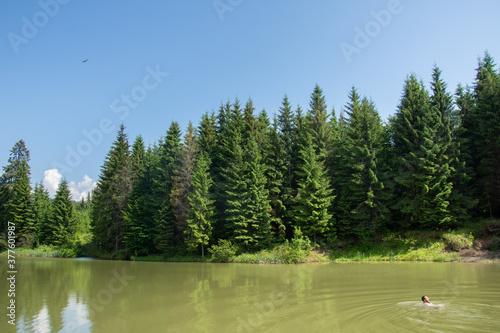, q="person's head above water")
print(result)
[422,296,430,303]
